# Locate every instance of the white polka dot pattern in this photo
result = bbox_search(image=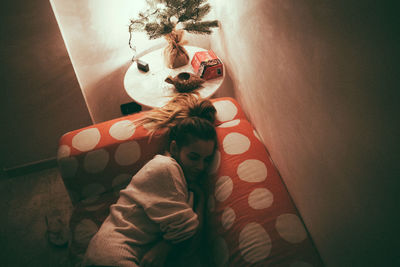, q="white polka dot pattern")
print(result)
[57,145,71,159]
[239,223,271,263]
[142,122,155,132]
[74,219,99,246]
[81,183,106,204]
[84,149,109,173]
[112,173,132,188]
[114,141,141,166]
[218,119,241,128]
[214,100,238,122]
[213,236,229,267]
[248,188,273,209]
[276,214,307,244]
[72,128,101,152]
[56,97,321,267]
[221,207,236,230]
[237,159,268,182]
[112,173,132,196]
[223,132,251,155]
[215,176,233,202]
[109,120,136,140]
